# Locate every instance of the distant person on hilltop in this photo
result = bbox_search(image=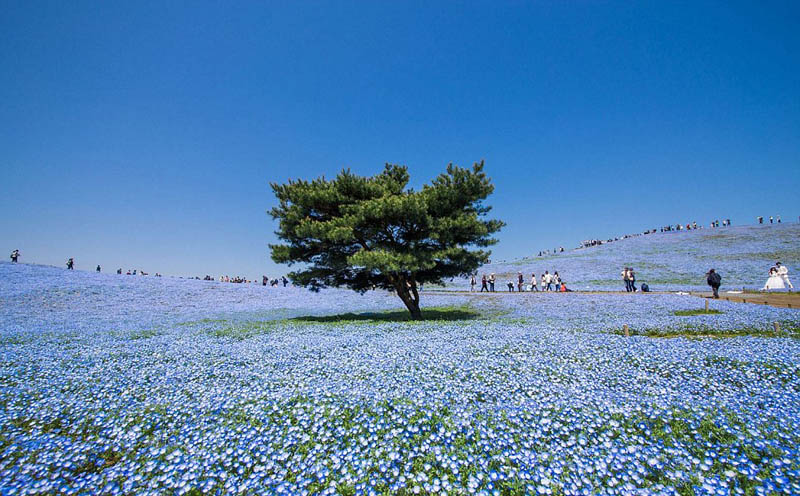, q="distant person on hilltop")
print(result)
[706,269,721,299]
[758,216,763,224]
[117,268,122,274]
[66,258,74,270]
[281,276,288,287]
[262,275,268,287]
[96,265,101,273]
[10,249,20,263]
